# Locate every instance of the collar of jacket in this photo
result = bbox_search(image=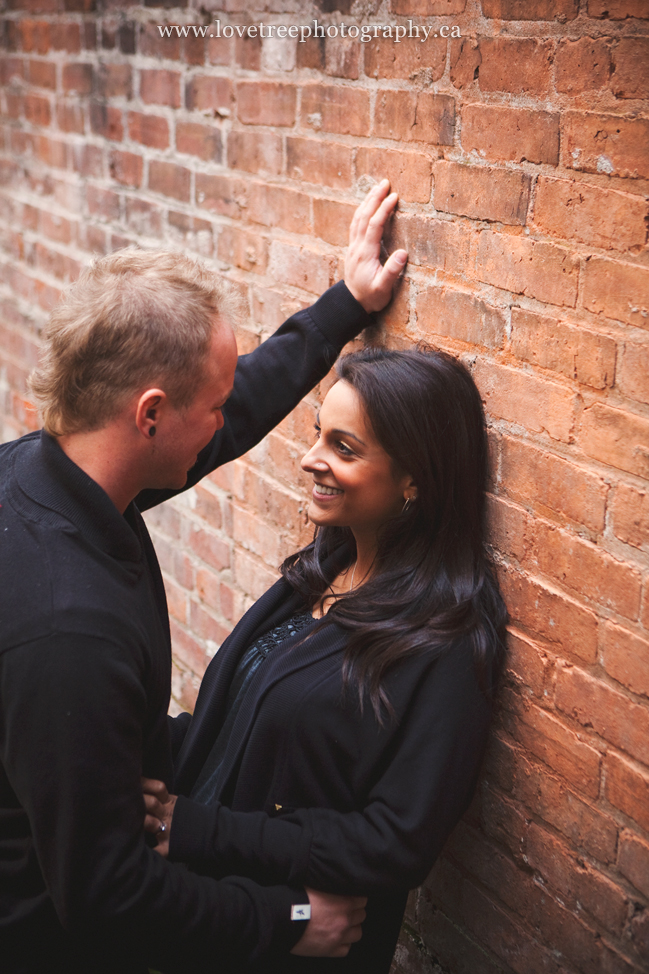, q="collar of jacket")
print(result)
[8,429,143,565]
